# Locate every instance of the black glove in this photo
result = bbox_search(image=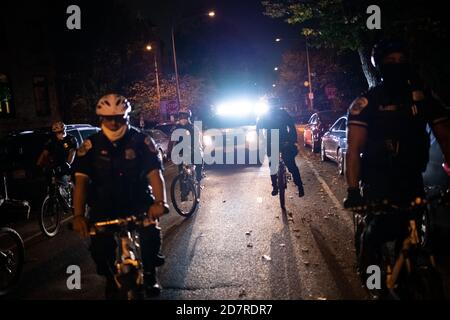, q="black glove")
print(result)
[343,187,364,209]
